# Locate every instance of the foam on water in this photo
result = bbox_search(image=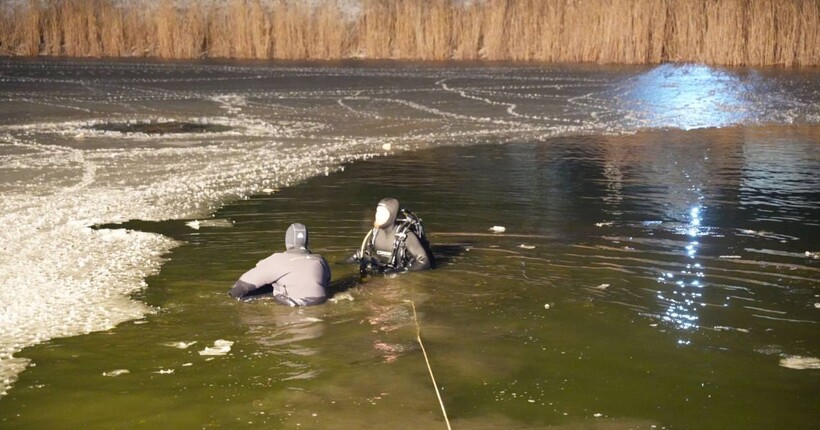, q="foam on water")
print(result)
[1,59,819,396]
